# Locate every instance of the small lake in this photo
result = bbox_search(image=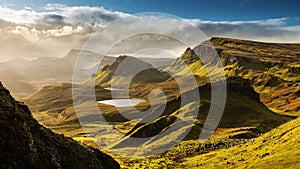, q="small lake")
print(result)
[104,88,129,91]
[97,99,144,107]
